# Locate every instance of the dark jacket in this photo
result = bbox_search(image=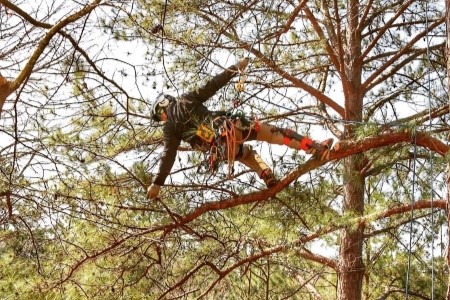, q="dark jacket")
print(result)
[152,64,238,186]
